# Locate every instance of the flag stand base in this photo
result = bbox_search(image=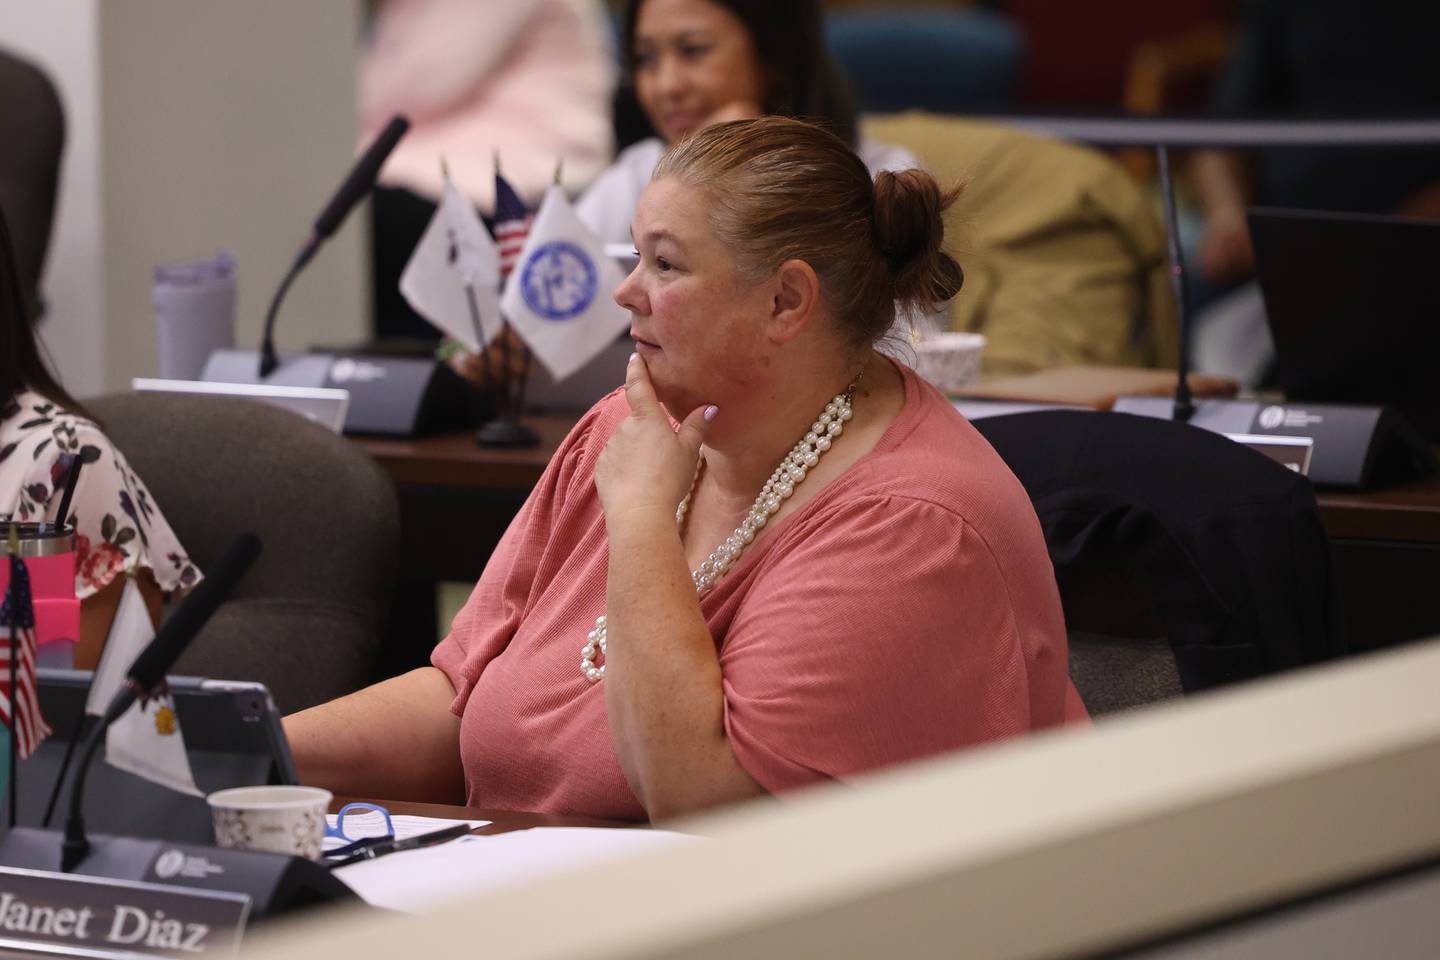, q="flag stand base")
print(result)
[475,418,540,448]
